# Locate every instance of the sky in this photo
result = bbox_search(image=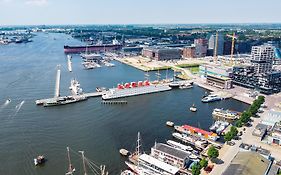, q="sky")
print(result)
[0,0,280,25]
